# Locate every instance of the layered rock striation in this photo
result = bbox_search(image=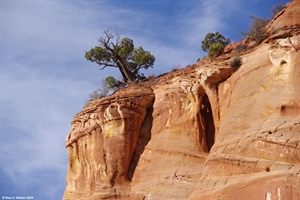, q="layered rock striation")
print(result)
[63,1,300,199]
[63,89,154,199]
